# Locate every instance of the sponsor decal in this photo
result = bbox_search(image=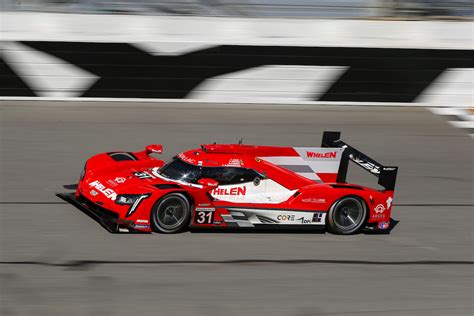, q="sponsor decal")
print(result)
[277,214,313,224]
[297,217,312,224]
[301,198,326,204]
[277,214,314,224]
[211,187,246,196]
[136,219,149,224]
[90,190,98,196]
[306,151,337,159]
[178,153,197,165]
[196,207,215,212]
[211,179,295,204]
[386,196,393,209]
[277,214,295,221]
[374,204,386,214]
[312,213,324,223]
[225,158,243,167]
[349,154,380,175]
[114,177,126,184]
[371,214,385,220]
[134,224,150,229]
[89,180,117,200]
[378,221,390,230]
